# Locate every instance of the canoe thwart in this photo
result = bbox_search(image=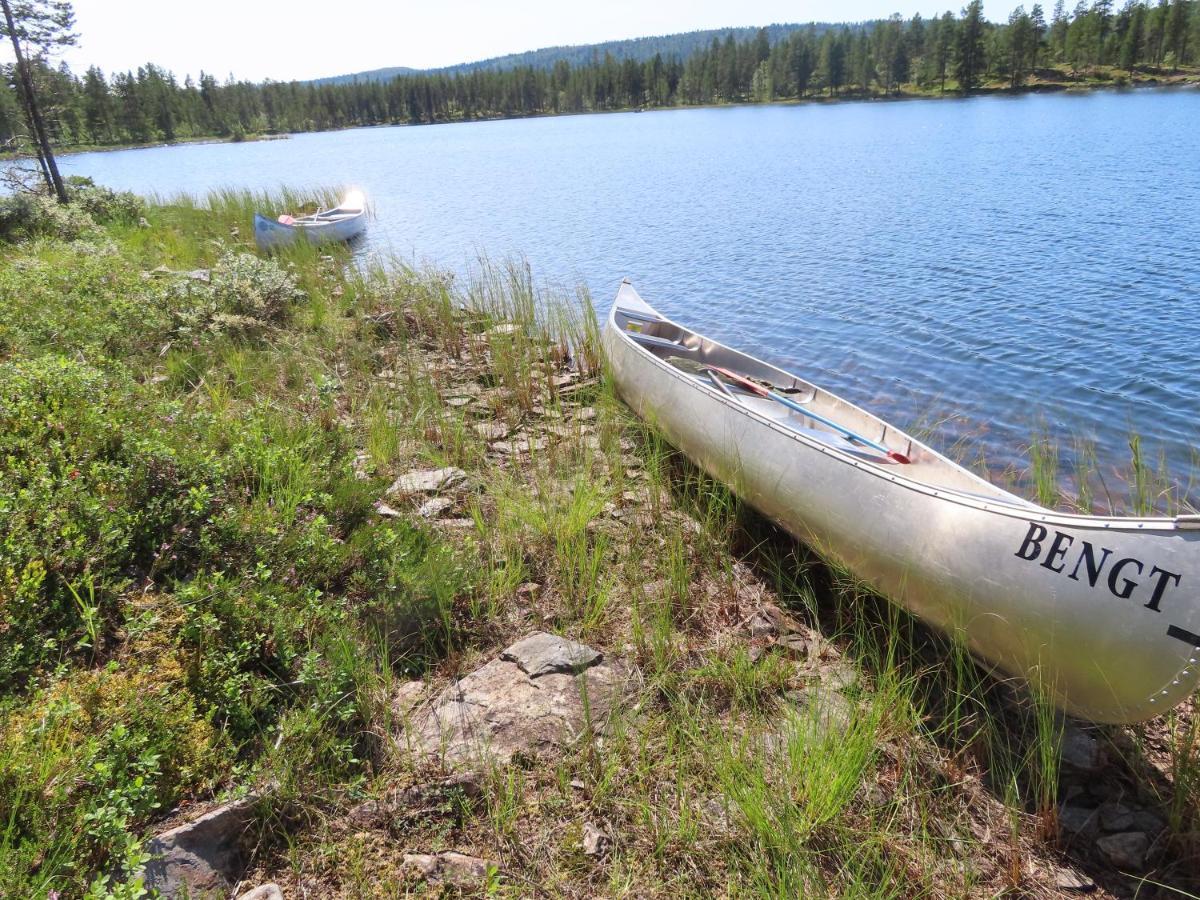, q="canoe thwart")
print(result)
[624,329,697,355]
[615,307,664,324]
